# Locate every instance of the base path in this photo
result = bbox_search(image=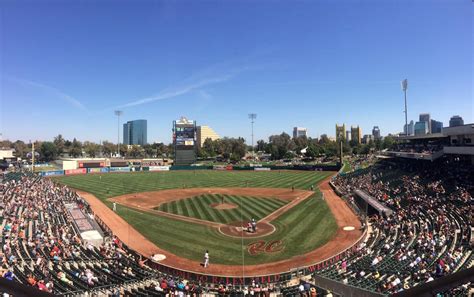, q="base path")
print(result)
[77,176,363,277]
